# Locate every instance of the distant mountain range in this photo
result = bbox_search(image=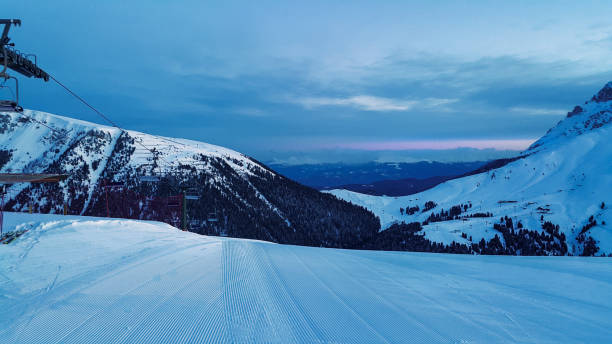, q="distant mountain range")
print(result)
[269,161,487,195]
[320,176,455,197]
